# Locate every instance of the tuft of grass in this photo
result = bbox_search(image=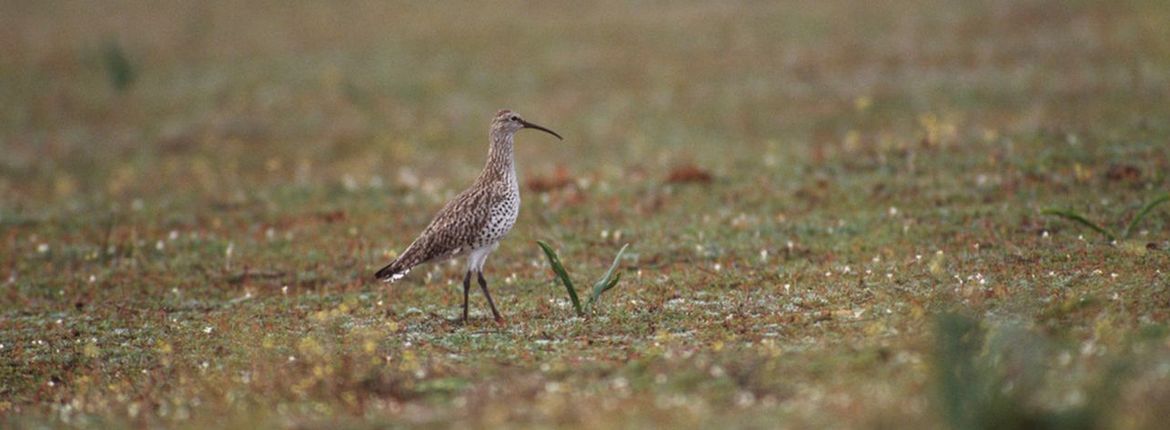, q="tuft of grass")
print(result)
[536,241,629,317]
[1042,192,1170,243]
[588,243,628,309]
[933,313,1127,430]
[103,40,136,91]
